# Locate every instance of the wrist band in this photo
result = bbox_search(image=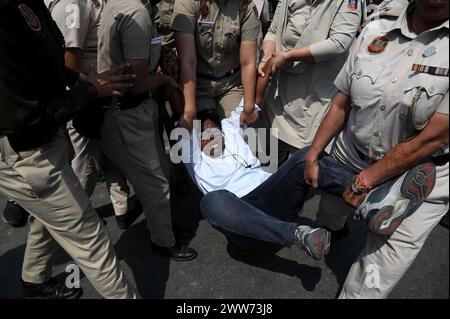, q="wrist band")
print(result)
[358,171,372,190]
